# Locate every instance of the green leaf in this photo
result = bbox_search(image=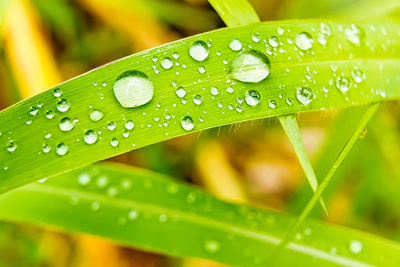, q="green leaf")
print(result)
[1,21,400,194]
[278,104,379,252]
[0,162,399,266]
[210,0,327,213]
[278,115,328,214]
